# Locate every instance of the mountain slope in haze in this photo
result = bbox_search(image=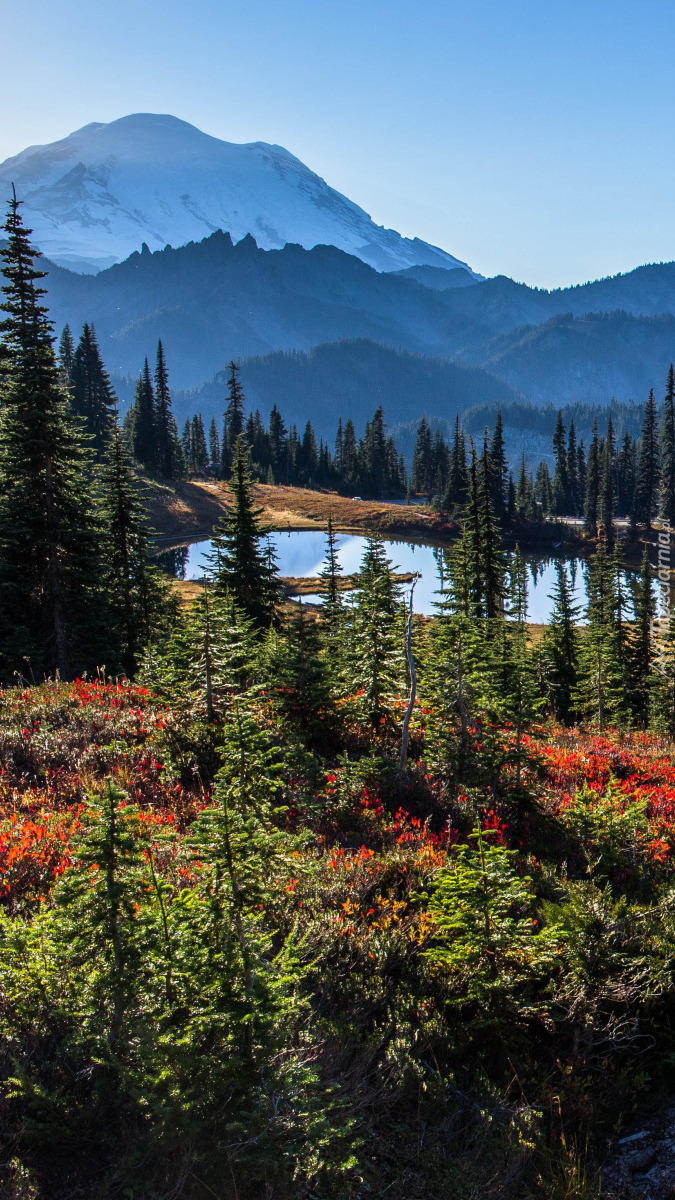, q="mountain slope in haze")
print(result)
[41,232,675,405]
[171,338,526,436]
[469,311,675,407]
[0,113,477,277]
[41,232,484,389]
